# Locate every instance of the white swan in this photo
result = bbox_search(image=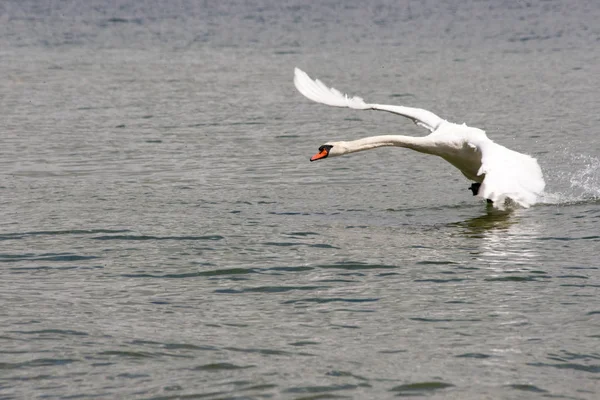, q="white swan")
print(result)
[294,67,545,209]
